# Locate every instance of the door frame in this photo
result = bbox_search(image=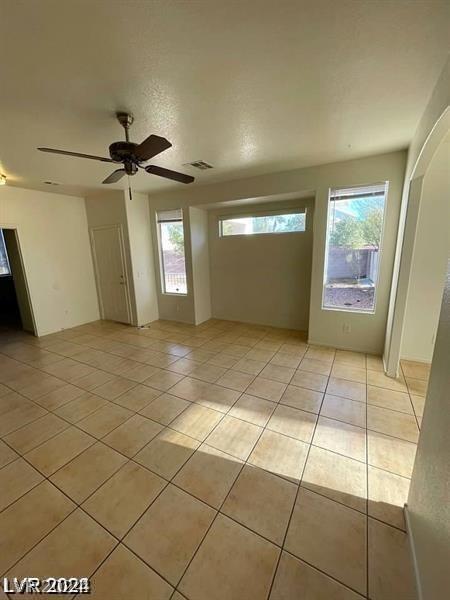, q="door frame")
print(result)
[0,224,38,336]
[384,106,450,376]
[89,224,133,324]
